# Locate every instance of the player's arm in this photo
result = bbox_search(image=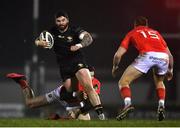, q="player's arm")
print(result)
[112,46,127,77]
[26,95,49,108]
[112,33,131,77]
[70,31,93,52]
[166,47,174,81]
[79,31,93,47]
